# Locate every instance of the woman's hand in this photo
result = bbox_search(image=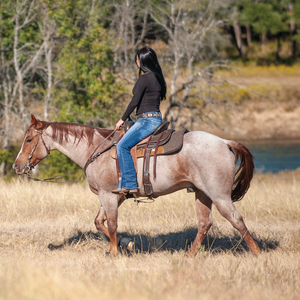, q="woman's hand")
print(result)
[115,119,124,130]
